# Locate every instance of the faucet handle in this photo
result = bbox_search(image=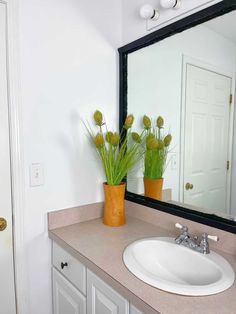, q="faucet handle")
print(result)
[200,233,219,254]
[175,222,188,232]
[205,233,219,242]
